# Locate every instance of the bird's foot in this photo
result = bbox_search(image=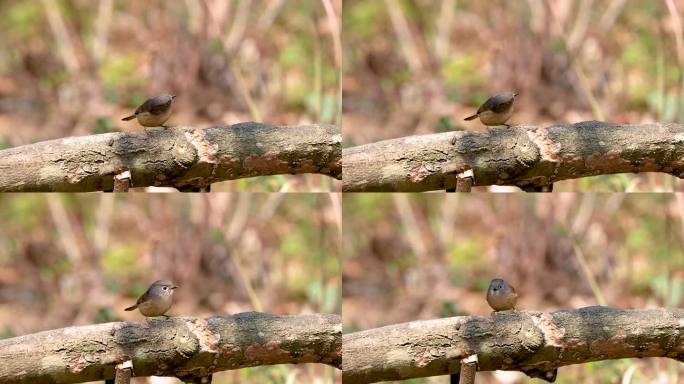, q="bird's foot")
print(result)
[490,308,516,316]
